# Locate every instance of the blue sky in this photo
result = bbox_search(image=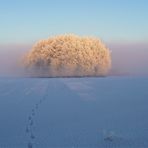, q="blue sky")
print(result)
[0,0,148,44]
